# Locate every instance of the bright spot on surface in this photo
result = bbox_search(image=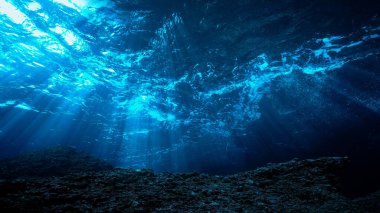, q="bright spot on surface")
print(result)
[49,24,80,46]
[52,0,88,12]
[49,24,66,34]
[31,29,49,38]
[15,103,29,110]
[141,95,147,101]
[15,103,38,112]
[104,68,115,73]
[63,32,76,46]
[0,100,16,107]
[32,62,45,67]
[26,2,42,11]
[148,111,176,122]
[19,43,39,51]
[0,0,28,24]
[127,129,150,135]
[37,12,49,21]
[45,43,66,54]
